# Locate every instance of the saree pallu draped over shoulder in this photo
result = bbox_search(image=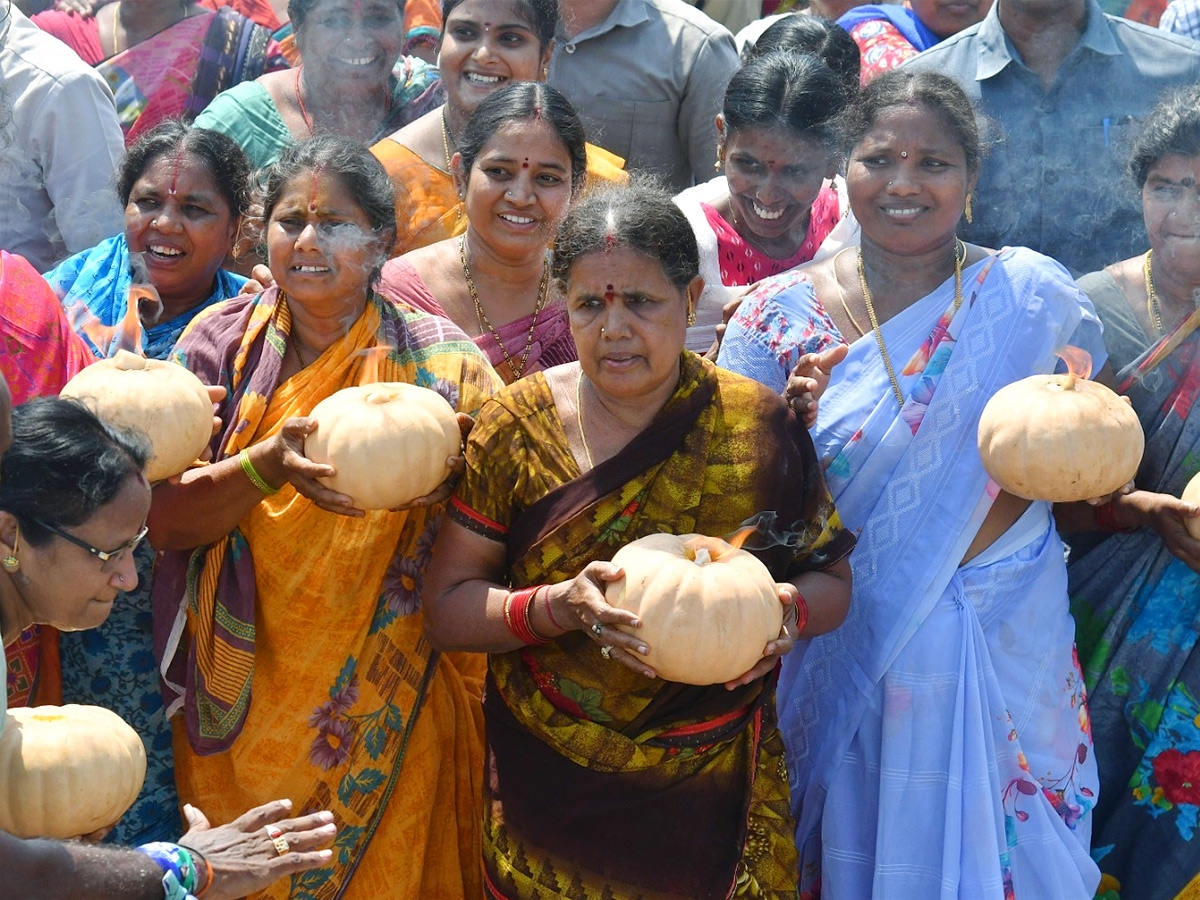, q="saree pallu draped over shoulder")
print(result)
[153,287,500,900]
[450,353,855,900]
[96,8,285,145]
[763,248,1106,899]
